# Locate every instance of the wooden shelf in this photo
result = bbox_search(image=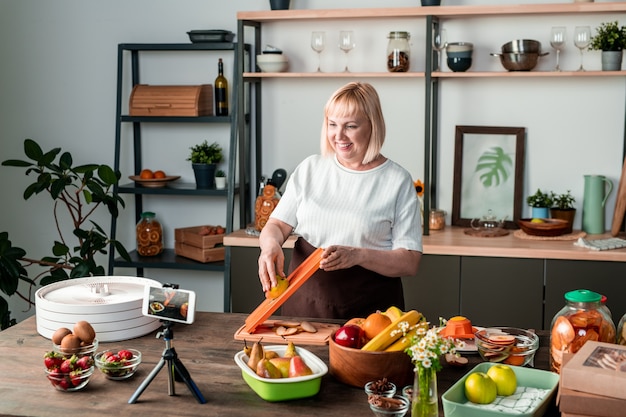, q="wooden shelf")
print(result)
[243,71,424,78]
[243,71,626,79]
